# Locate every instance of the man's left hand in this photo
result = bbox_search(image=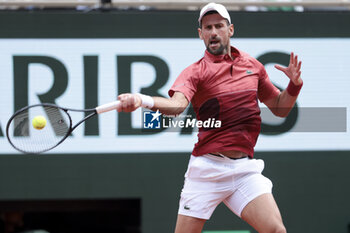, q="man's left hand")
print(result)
[274,52,303,86]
